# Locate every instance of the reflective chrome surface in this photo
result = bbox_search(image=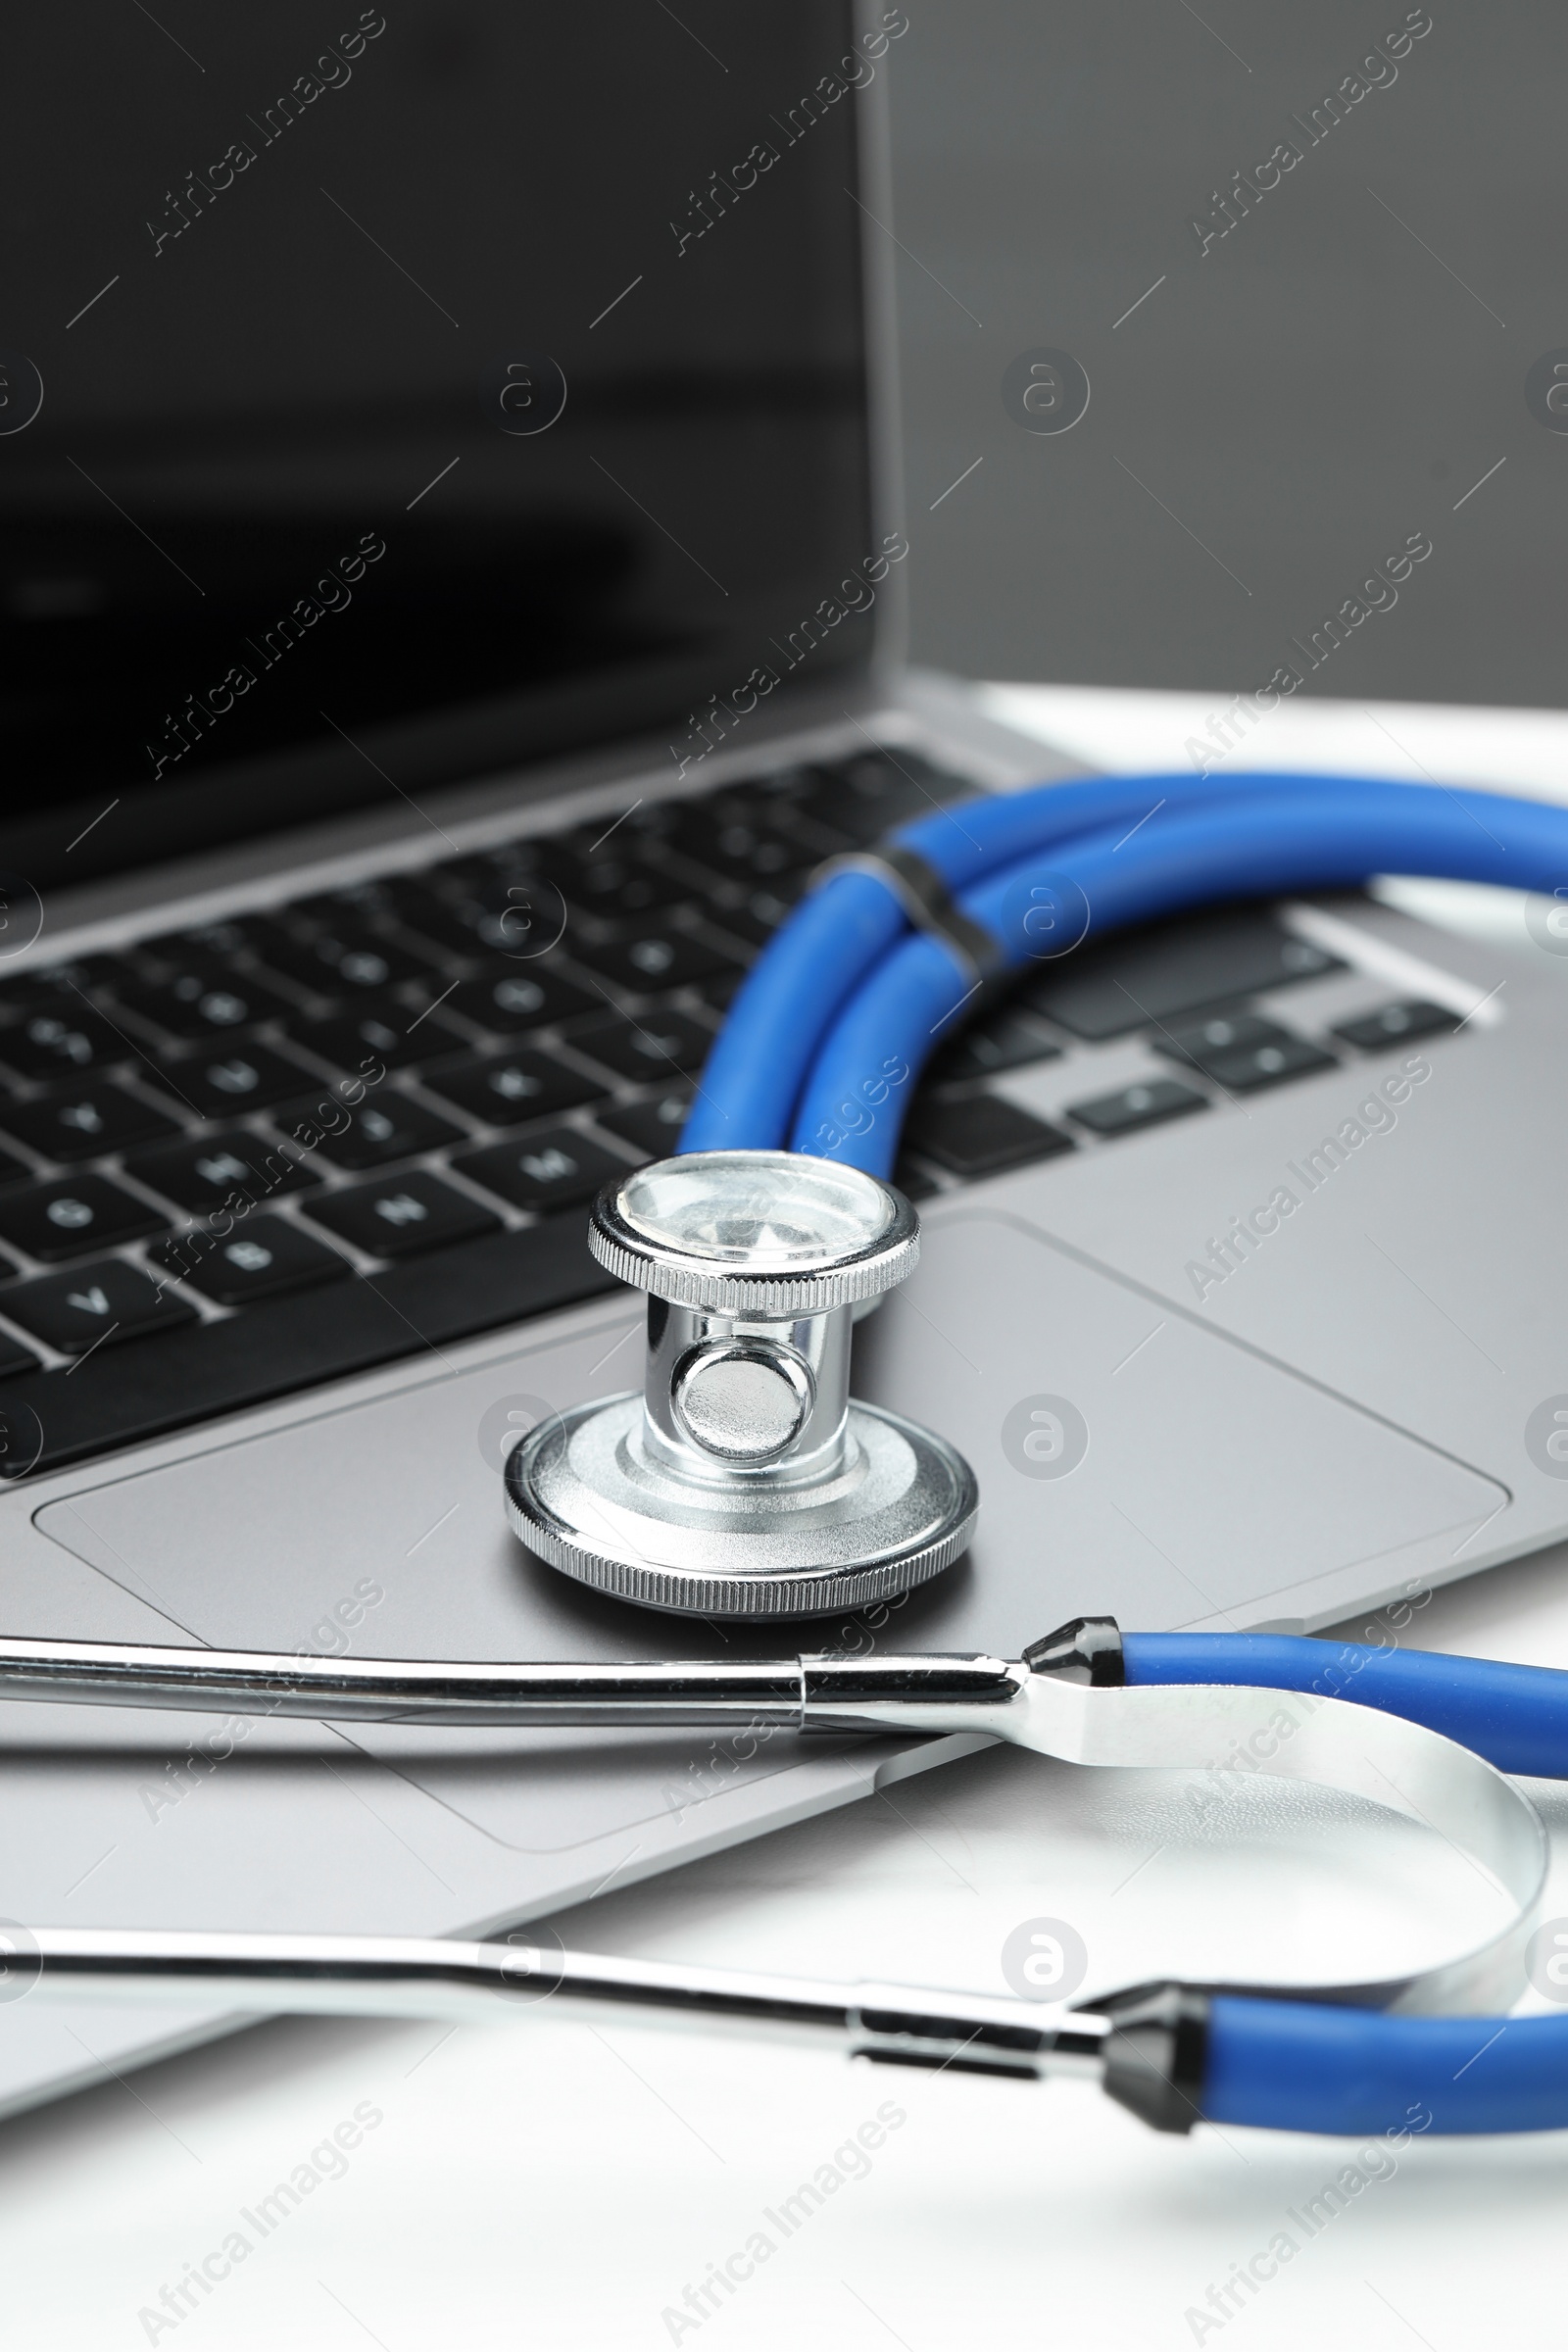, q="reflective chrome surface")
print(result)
[0,1635,812,1726]
[5,1925,1111,2086]
[590,1150,919,1315]
[508,1151,979,1616]
[0,1632,1544,2020]
[644,1300,849,1483]
[670,1336,815,1462]
[506,1393,979,1616]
